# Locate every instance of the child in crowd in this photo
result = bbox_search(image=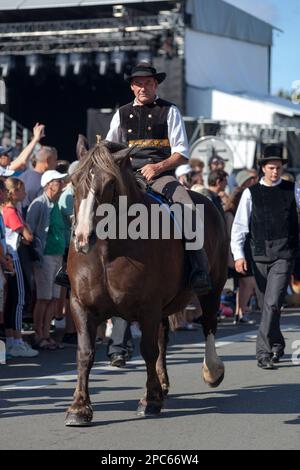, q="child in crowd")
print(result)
[0,179,12,344]
[2,177,38,357]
